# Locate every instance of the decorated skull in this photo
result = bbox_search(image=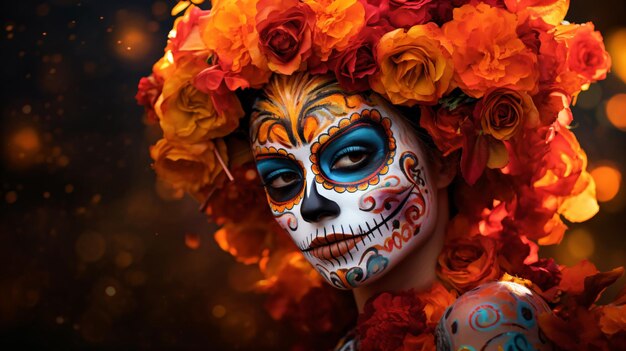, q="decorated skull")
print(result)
[435,281,554,351]
[250,73,442,289]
